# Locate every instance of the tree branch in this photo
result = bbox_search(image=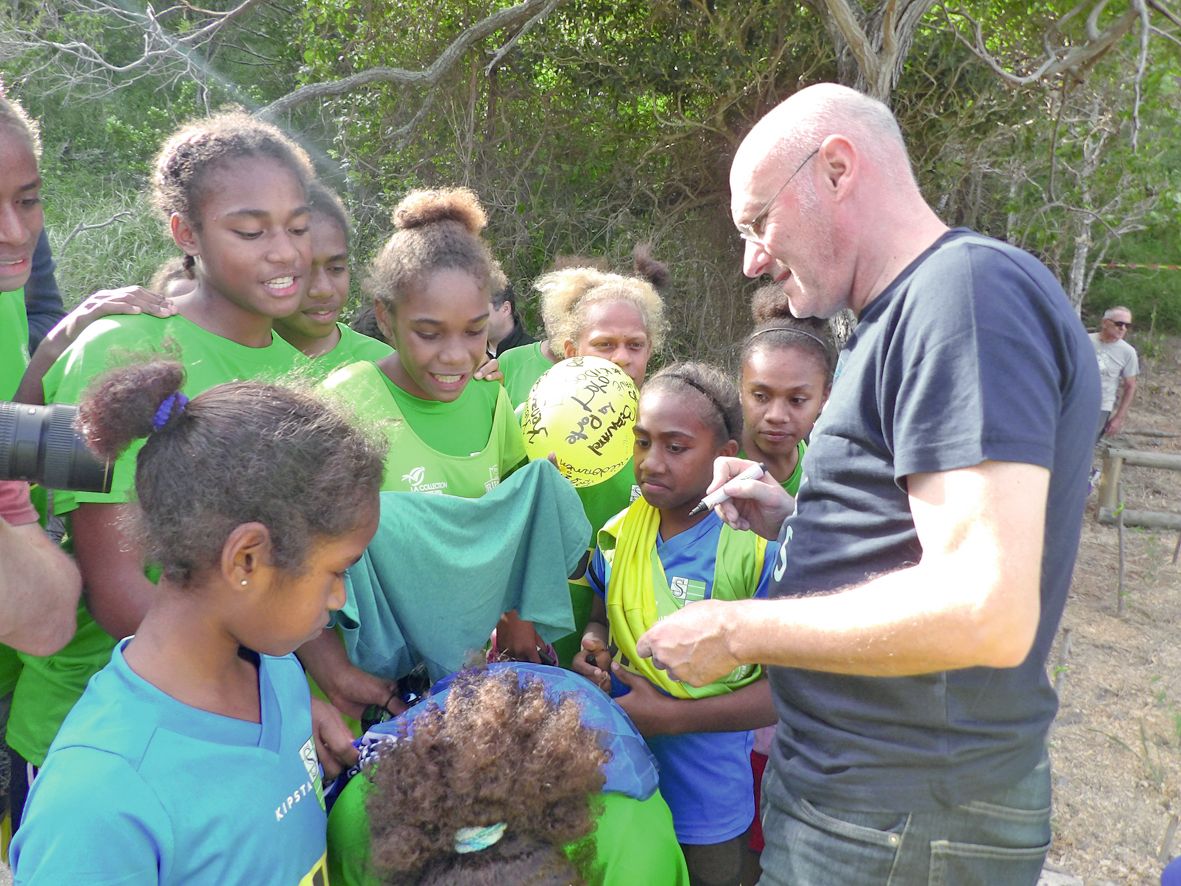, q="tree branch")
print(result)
[485,0,561,75]
[60,211,133,253]
[943,0,1142,87]
[256,0,565,119]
